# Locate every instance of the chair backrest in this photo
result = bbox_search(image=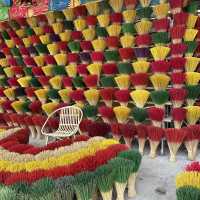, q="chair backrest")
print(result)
[57,106,83,133]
